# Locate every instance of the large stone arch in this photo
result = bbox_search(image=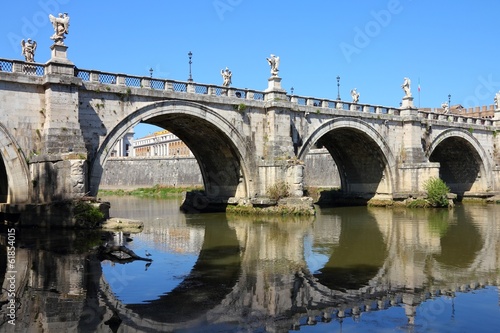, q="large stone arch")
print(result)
[89,100,254,202]
[298,118,396,200]
[427,129,493,196]
[0,123,30,203]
